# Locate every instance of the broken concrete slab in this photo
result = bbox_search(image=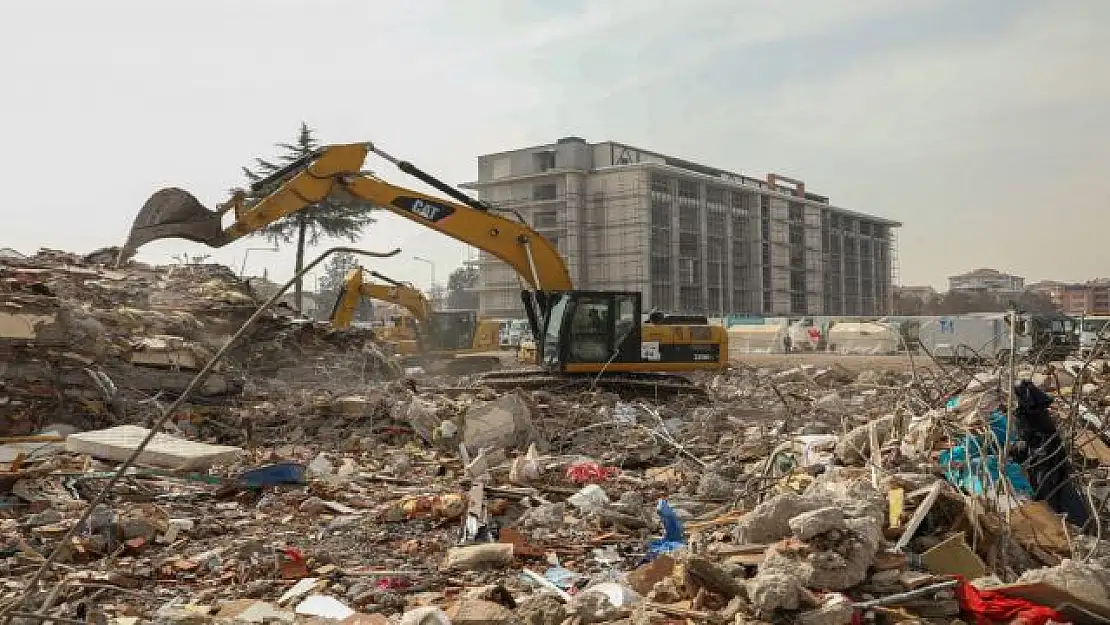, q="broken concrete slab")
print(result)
[66,424,242,470]
[788,507,846,541]
[0,310,58,340]
[462,391,547,454]
[835,415,894,466]
[444,599,517,625]
[442,543,514,571]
